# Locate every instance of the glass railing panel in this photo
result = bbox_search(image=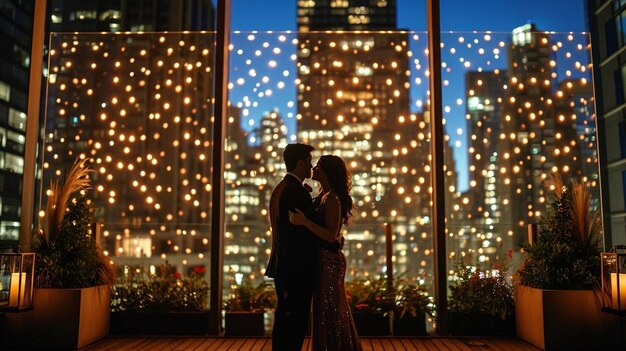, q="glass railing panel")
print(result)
[39,28,598,335]
[42,31,217,309]
[440,30,597,281]
[226,31,436,331]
